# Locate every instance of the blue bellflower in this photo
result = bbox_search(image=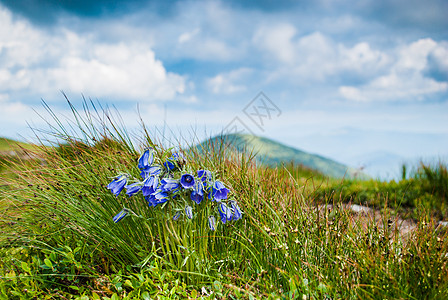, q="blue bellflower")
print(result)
[160,178,180,192]
[219,202,233,224]
[163,152,184,171]
[138,149,154,170]
[185,206,193,219]
[197,169,213,187]
[173,211,181,221]
[125,182,143,196]
[190,180,204,204]
[180,173,195,189]
[138,149,162,179]
[147,190,169,207]
[142,176,159,197]
[107,174,129,197]
[212,180,229,201]
[230,200,242,221]
[208,215,216,231]
[113,208,129,223]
